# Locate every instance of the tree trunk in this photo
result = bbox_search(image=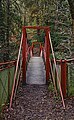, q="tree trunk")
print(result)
[68,0,74,57]
[70,19,74,56]
[36,1,40,35]
[0,0,5,61]
[5,0,10,61]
